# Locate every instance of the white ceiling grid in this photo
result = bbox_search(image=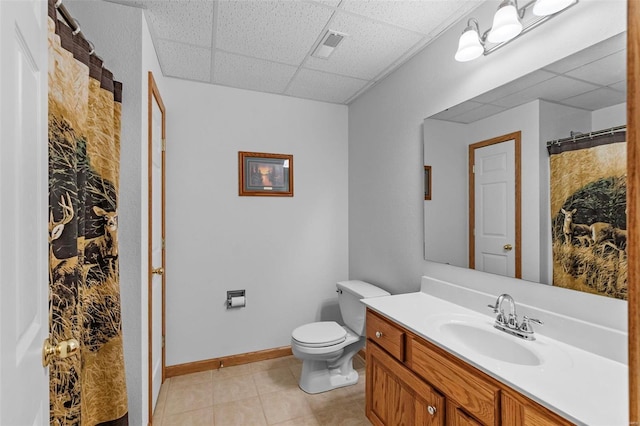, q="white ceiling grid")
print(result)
[106,0,481,104]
